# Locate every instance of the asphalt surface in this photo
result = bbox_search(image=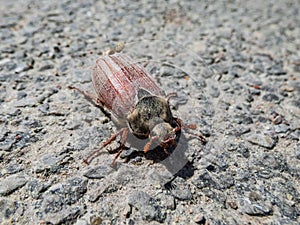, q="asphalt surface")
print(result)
[0,0,299,224]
